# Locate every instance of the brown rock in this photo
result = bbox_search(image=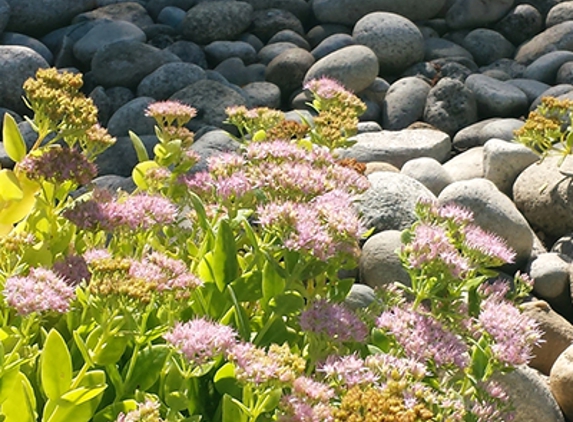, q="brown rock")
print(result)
[550,343,573,420]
